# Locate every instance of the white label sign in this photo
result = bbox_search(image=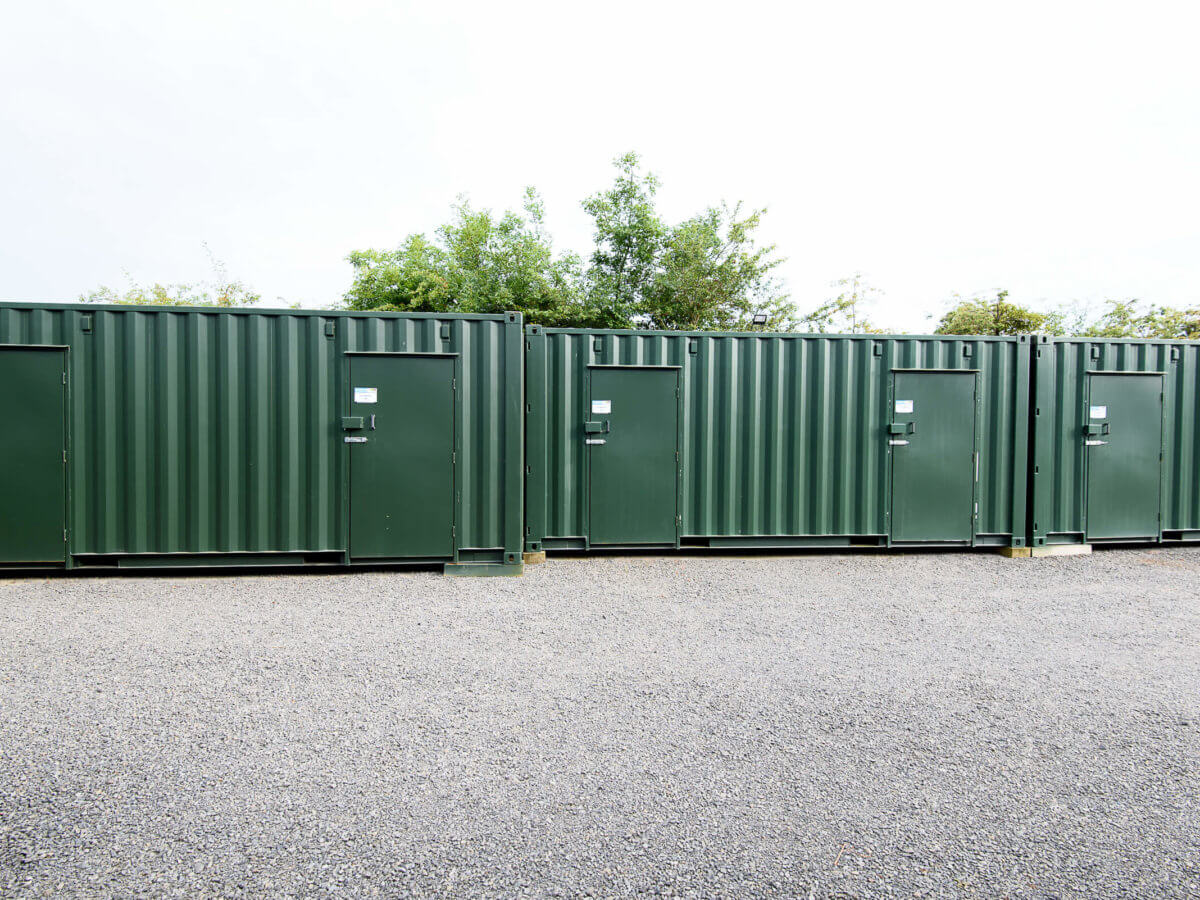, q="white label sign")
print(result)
[1089,405,1107,419]
[895,400,914,414]
[591,400,611,414]
[354,387,378,404]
